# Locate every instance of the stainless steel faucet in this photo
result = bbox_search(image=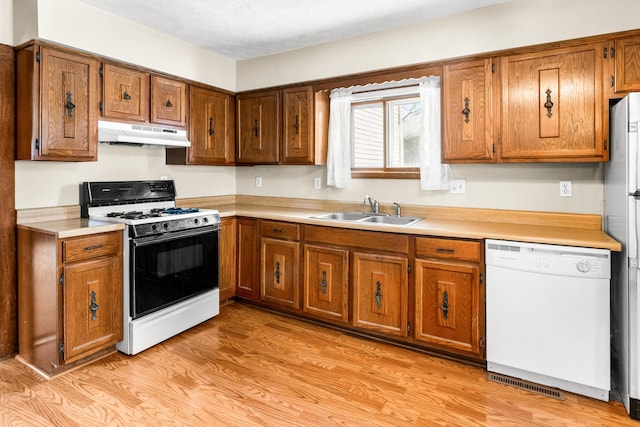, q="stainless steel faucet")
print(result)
[393,202,402,217]
[363,195,379,214]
